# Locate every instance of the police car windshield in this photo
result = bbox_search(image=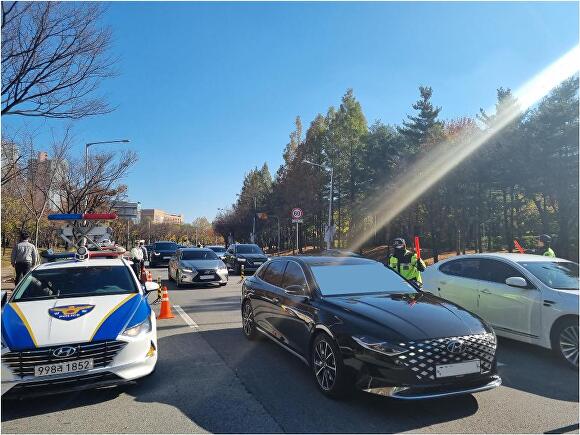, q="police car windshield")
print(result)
[311,263,417,296]
[12,266,138,301]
